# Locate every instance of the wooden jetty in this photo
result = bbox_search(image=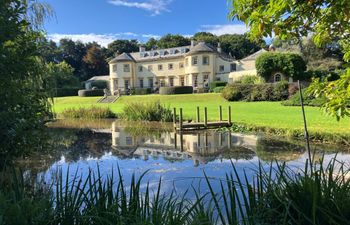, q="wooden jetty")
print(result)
[173,106,232,131]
